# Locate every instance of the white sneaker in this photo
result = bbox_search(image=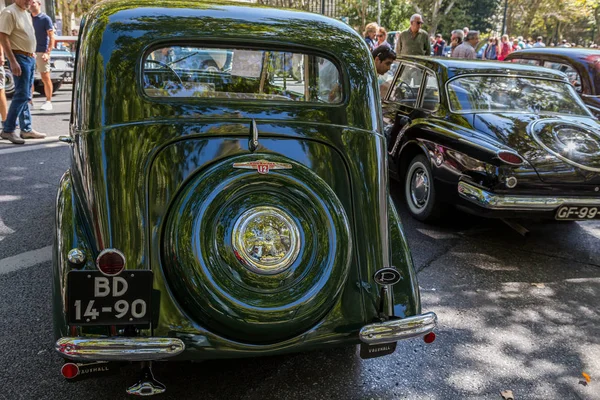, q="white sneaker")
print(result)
[40,101,53,111]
